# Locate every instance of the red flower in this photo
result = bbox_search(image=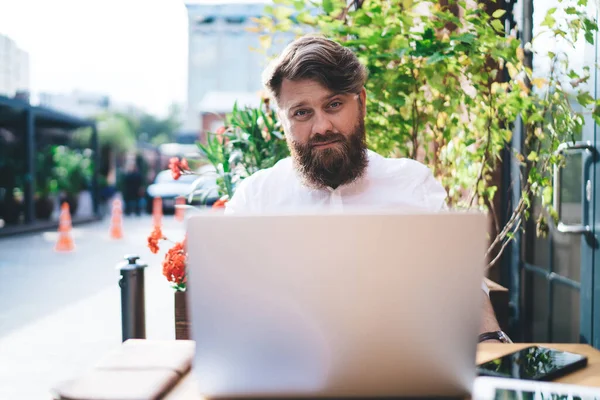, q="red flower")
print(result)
[147,226,163,254]
[162,240,187,285]
[212,198,228,209]
[169,157,182,180]
[168,157,190,180]
[180,158,189,170]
